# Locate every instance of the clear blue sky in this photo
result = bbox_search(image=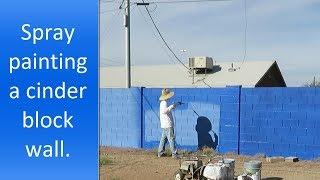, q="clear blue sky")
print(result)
[100,0,320,86]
